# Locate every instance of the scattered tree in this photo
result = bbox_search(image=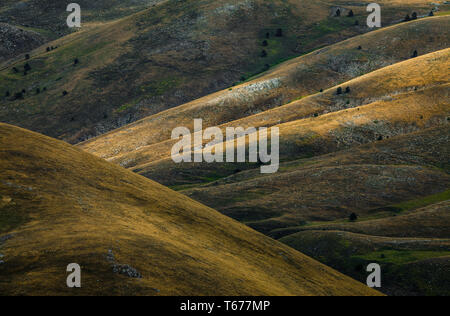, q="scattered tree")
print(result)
[429,11,434,17]
[25,54,30,60]
[320,89,324,92]
[14,92,24,100]
[348,10,354,17]
[345,86,351,93]
[337,87,343,95]
[46,47,51,52]
[349,213,358,221]
[335,9,341,17]
[357,45,362,50]
[36,88,40,94]
[22,89,26,94]
[354,20,359,26]
[261,50,267,58]
[5,91,10,97]
[412,50,418,58]
[12,67,18,73]
[404,14,411,22]
[24,63,31,72]
[62,90,68,96]
[74,58,79,65]
[262,40,268,47]
[275,28,283,37]
[412,12,418,20]
[266,32,270,39]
